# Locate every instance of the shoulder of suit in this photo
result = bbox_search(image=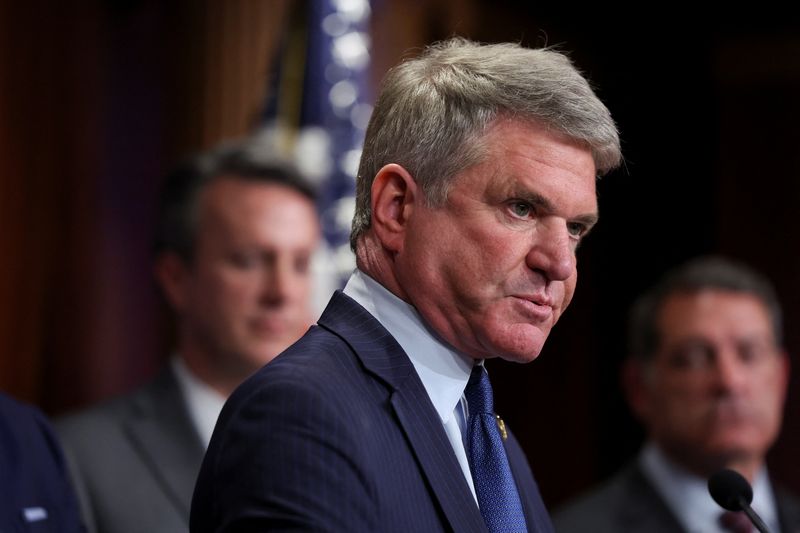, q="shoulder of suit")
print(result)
[219,328,371,435]
[239,326,356,393]
[54,366,178,436]
[551,463,646,531]
[775,483,800,530]
[0,393,57,450]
